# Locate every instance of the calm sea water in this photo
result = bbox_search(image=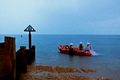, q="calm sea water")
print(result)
[0,34,120,79]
